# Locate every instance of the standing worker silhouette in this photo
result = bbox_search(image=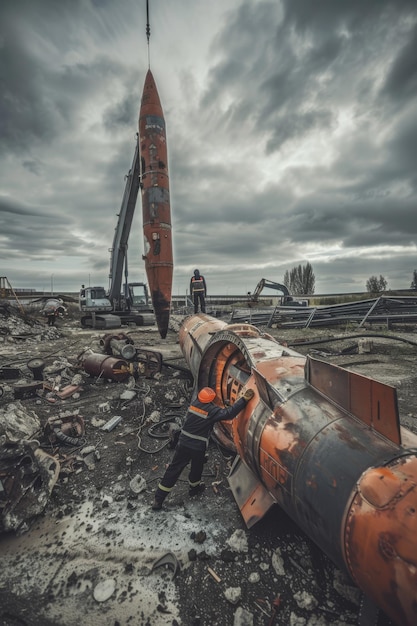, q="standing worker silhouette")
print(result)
[152,386,255,510]
[190,269,207,313]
